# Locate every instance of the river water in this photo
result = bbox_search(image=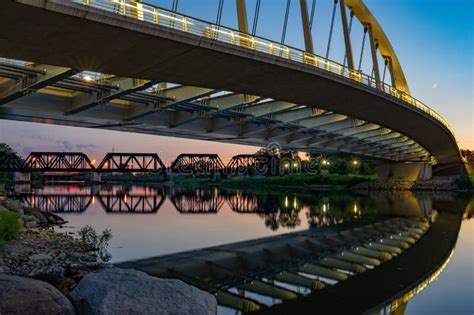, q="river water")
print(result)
[13,184,474,314]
